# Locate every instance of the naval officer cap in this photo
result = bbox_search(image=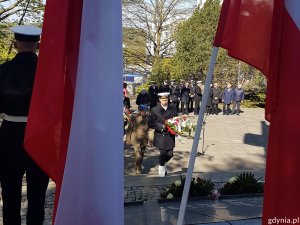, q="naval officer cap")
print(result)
[158,92,170,99]
[11,25,42,42]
